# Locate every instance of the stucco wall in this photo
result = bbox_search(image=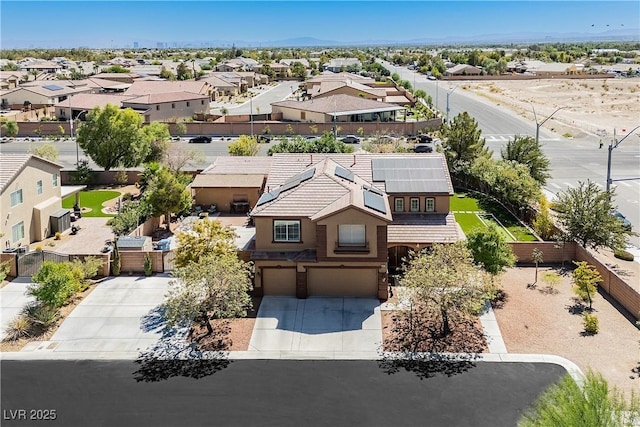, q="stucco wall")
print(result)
[192,187,261,213]
[316,207,386,259]
[1,158,61,248]
[253,216,315,251]
[388,194,450,214]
